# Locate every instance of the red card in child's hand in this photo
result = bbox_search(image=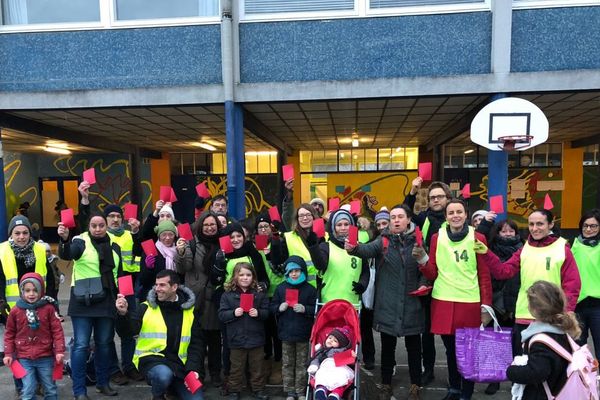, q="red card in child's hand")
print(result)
[312,218,325,238]
[333,349,355,367]
[83,167,96,185]
[285,288,299,307]
[409,286,433,297]
[170,187,178,203]
[328,197,340,212]
[123,203,138,221]
[195,182,210,198]
[543,193,554,210]
[489,195,504,214]
[52,362,64,380]
[184,371,203,394]
[60,208,76,228]
[255,234,268,250]
[240,293,254,312]
[10,360,27,379]
[268,206,281,222]
[118,275,134,296]
[462,183,471,199]
[415,226,423,247]
[178,223,194,241]
[282,164,295,181]
[141,239,158,257]
[219,236,234,254]
[349,200,361,215]
[418,162,432,181]
[159,186,171,202]
[348,225,358,246]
